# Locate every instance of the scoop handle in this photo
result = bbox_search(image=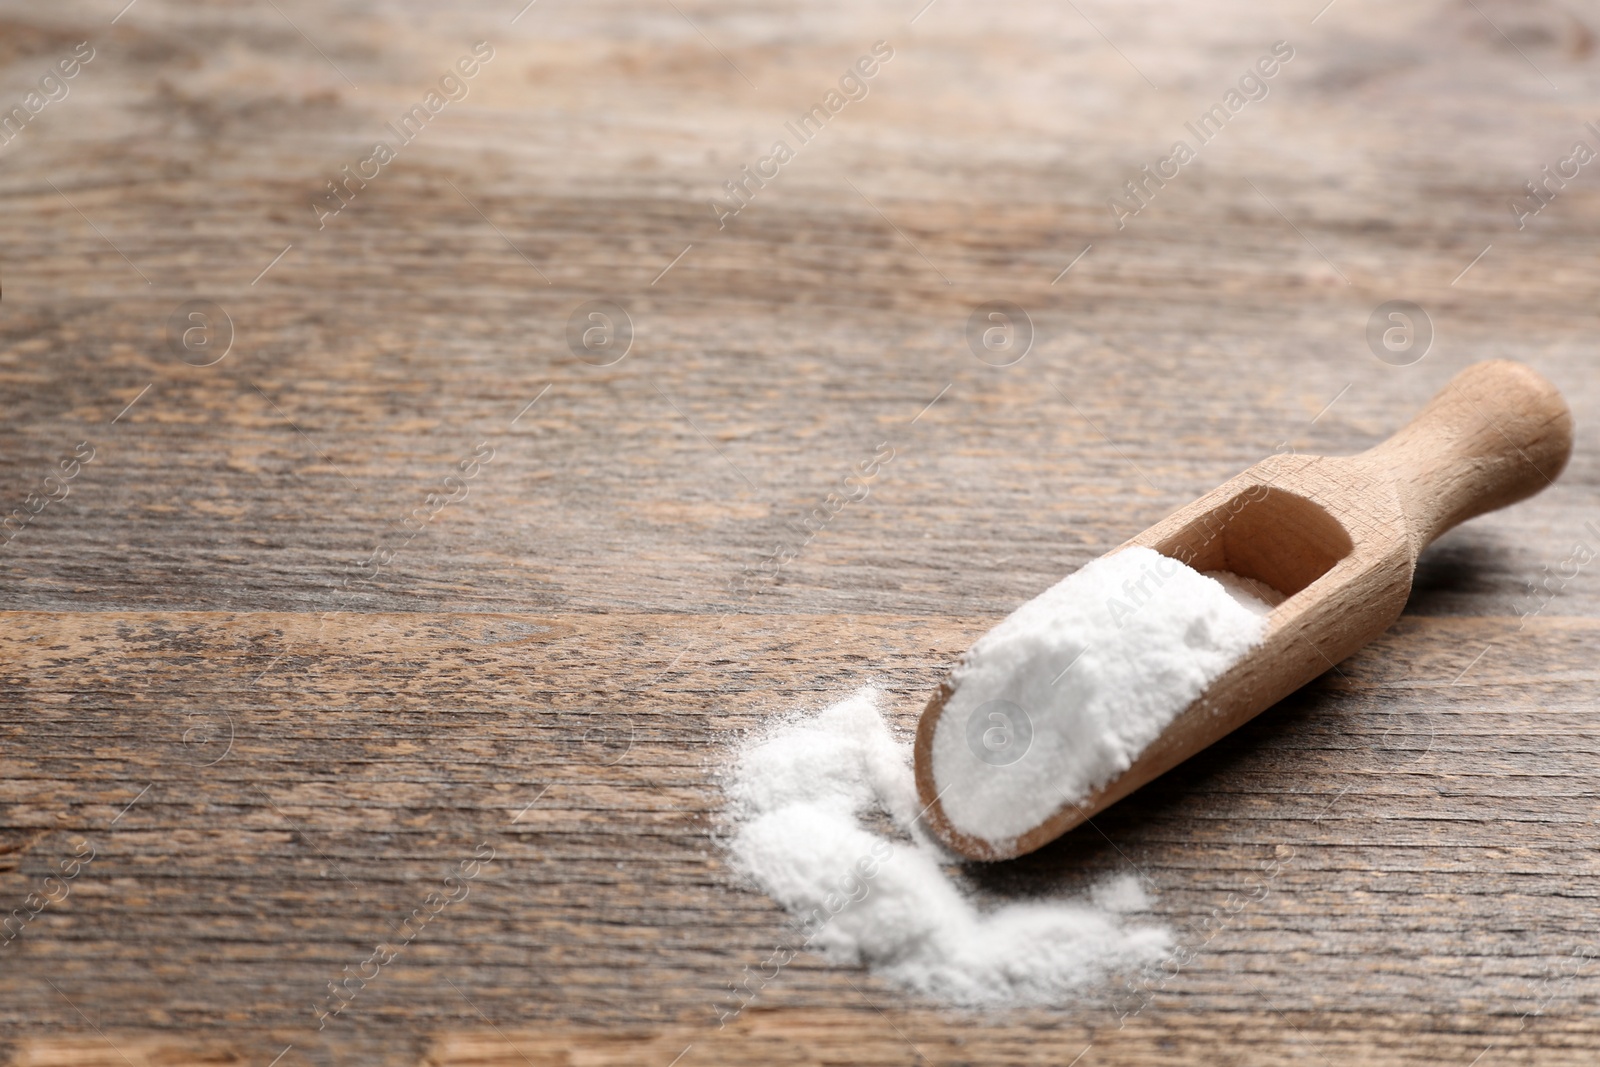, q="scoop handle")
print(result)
[1359,360,1573,552]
